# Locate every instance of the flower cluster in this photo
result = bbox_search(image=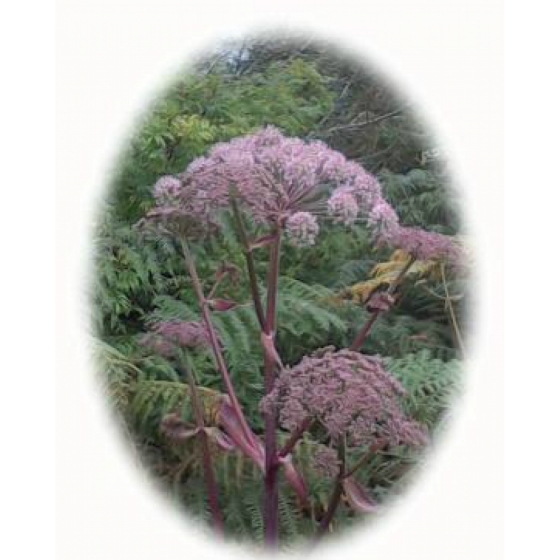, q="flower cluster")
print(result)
[143,128,464,266]
[327,187,359,226]
[379,225,463,265]
[140,320,211,358]
[153,175,183,203]
[368,199,399,235]
[285,211,320,247]
[261,348,427,449]
[311,445,341,479]
[145,126,400,247]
